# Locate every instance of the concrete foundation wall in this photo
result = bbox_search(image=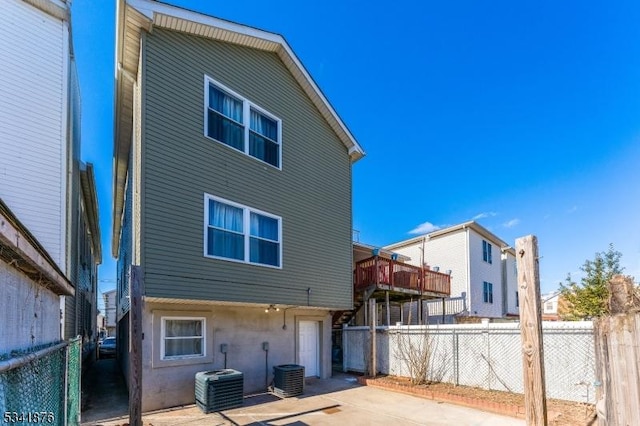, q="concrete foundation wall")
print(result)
[141,302,331,412]
[0,261,61,352]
